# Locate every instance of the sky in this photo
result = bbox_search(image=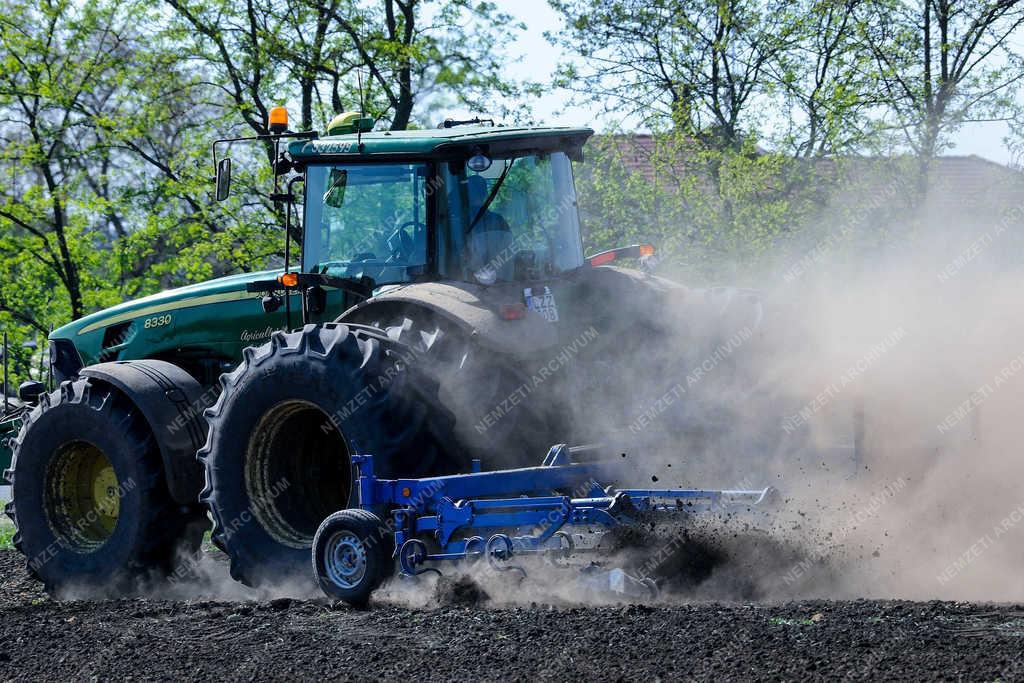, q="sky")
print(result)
[489,0,1016,165]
